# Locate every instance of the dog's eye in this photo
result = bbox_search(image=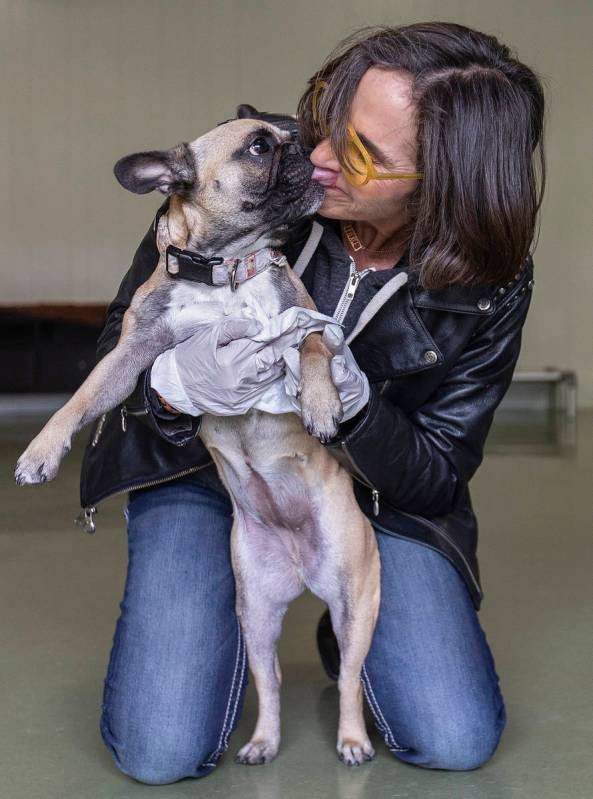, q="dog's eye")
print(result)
[248,137,271,156]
